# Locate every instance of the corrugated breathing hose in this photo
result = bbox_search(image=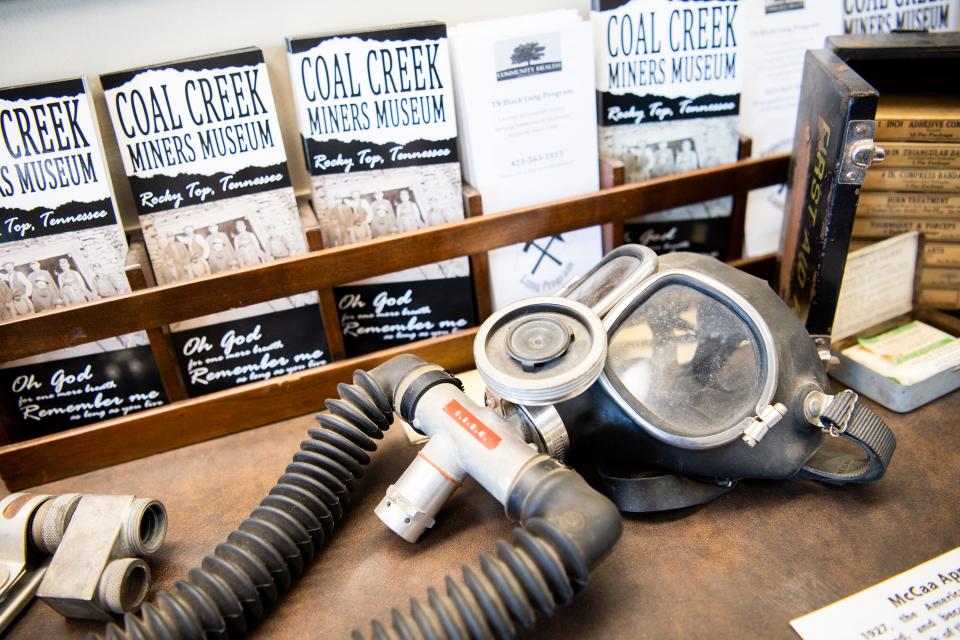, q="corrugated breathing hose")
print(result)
[100,368,393,640]
[354,519,588,640]
[97,355,622,640]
